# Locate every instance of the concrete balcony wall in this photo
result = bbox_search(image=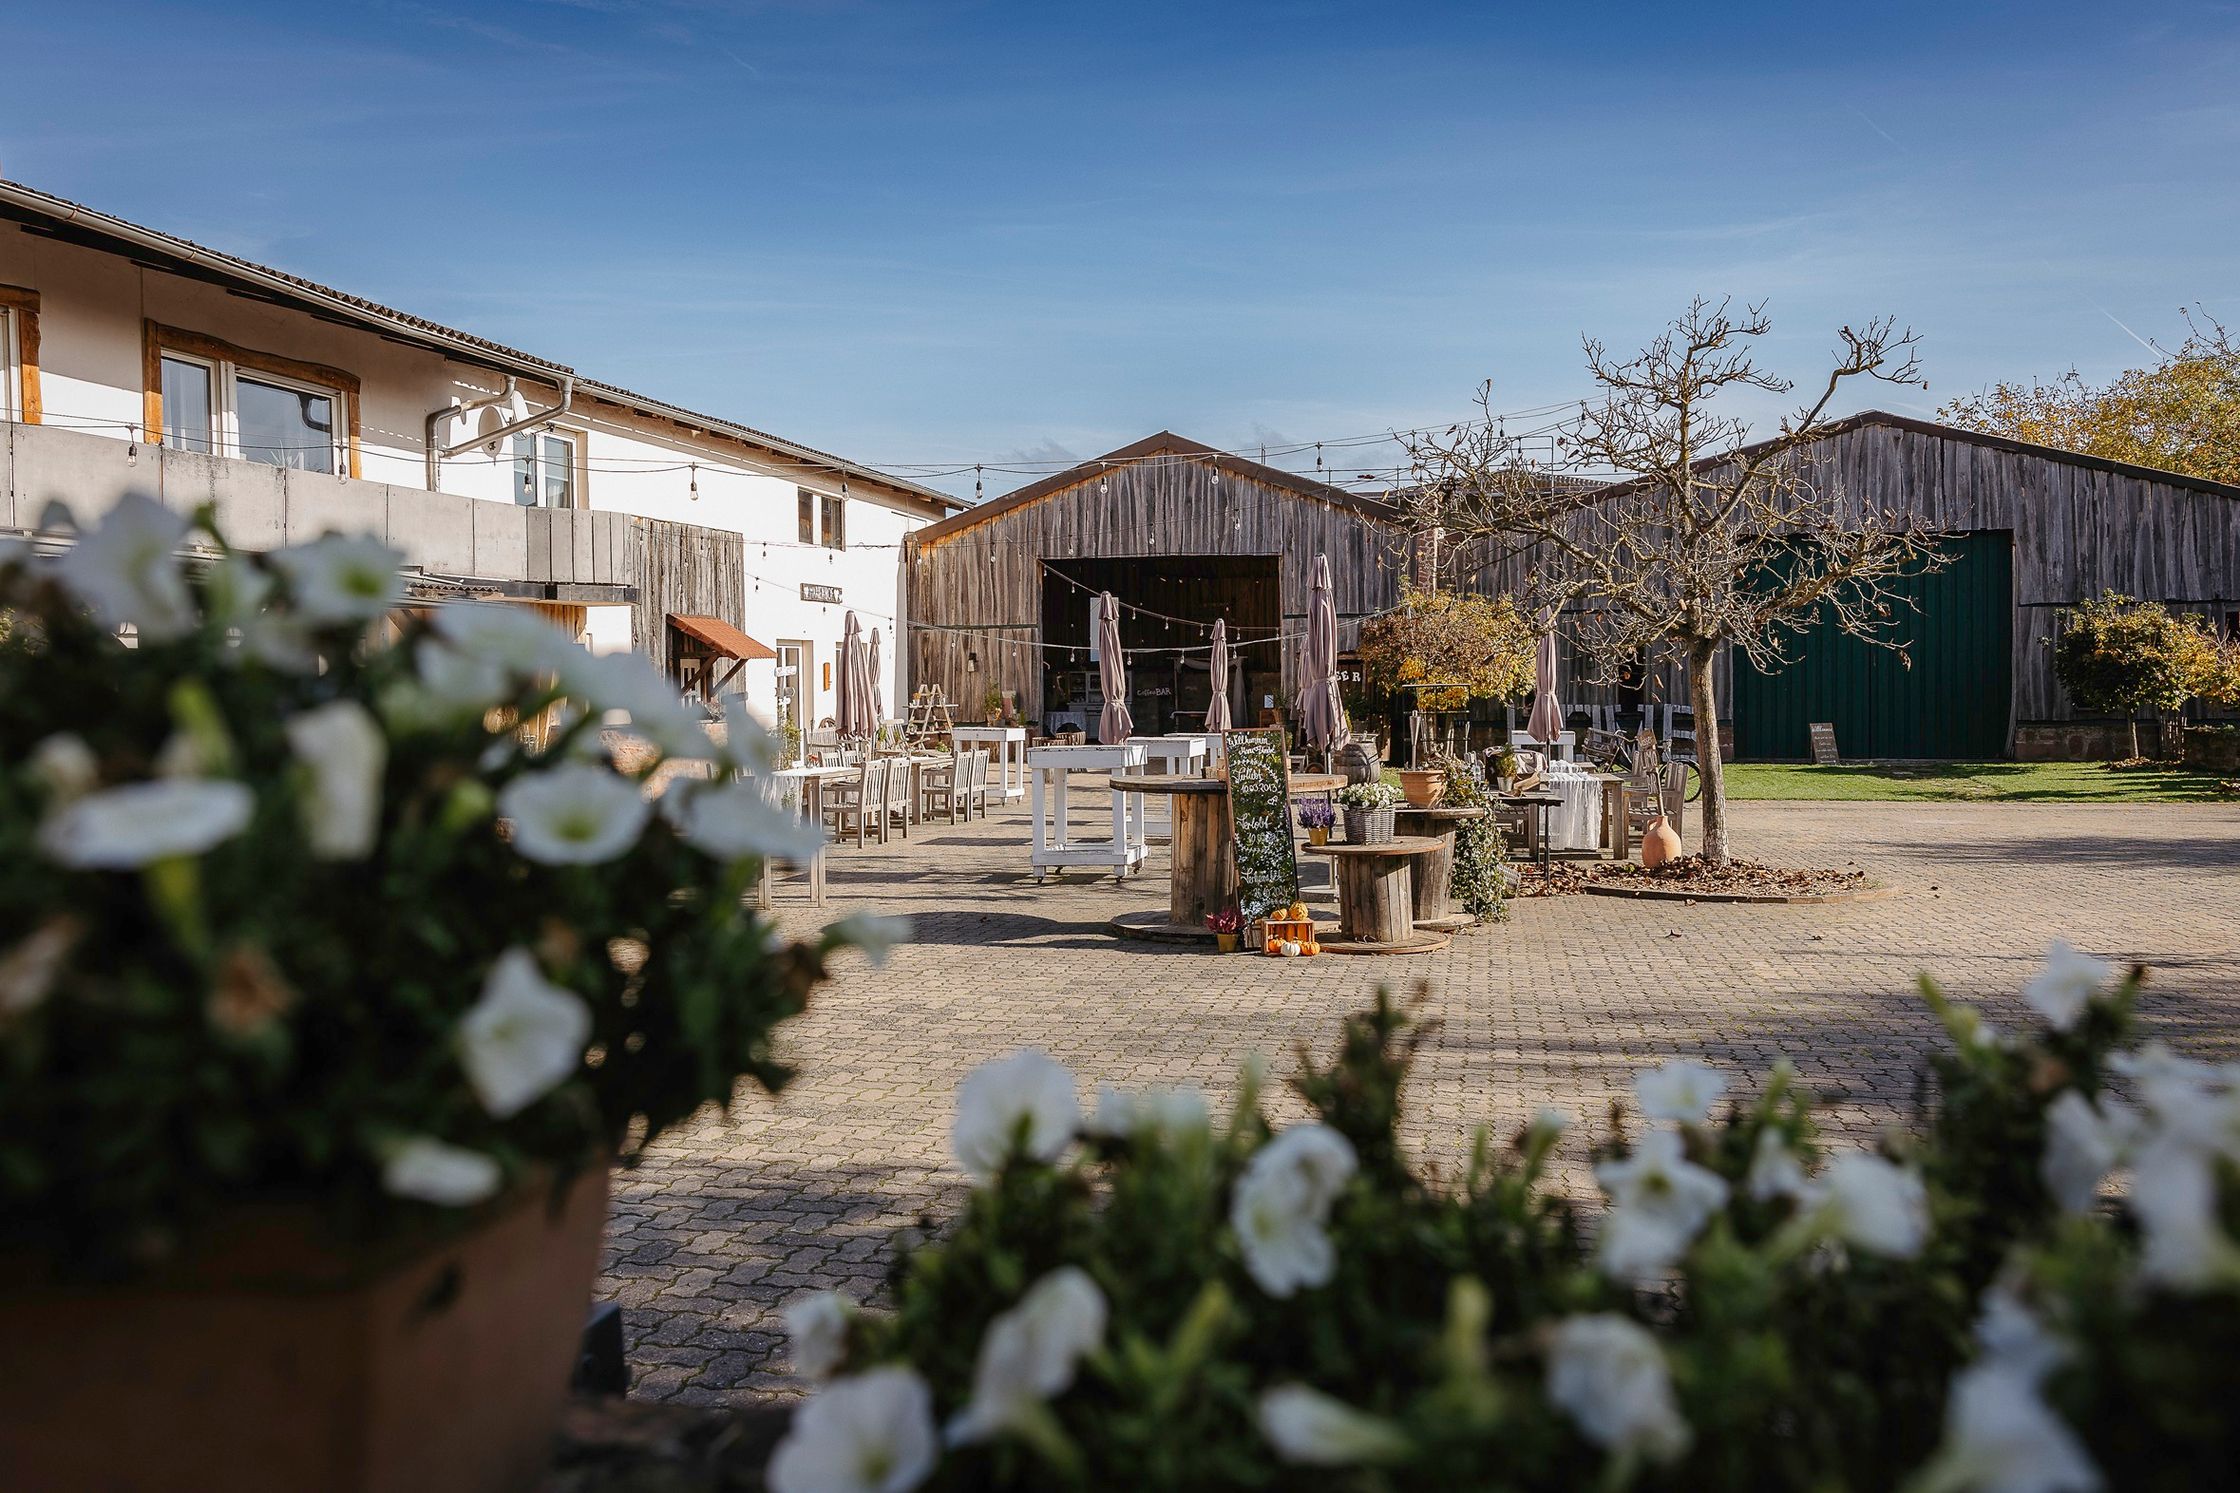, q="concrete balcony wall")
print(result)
[4,421,632,591]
